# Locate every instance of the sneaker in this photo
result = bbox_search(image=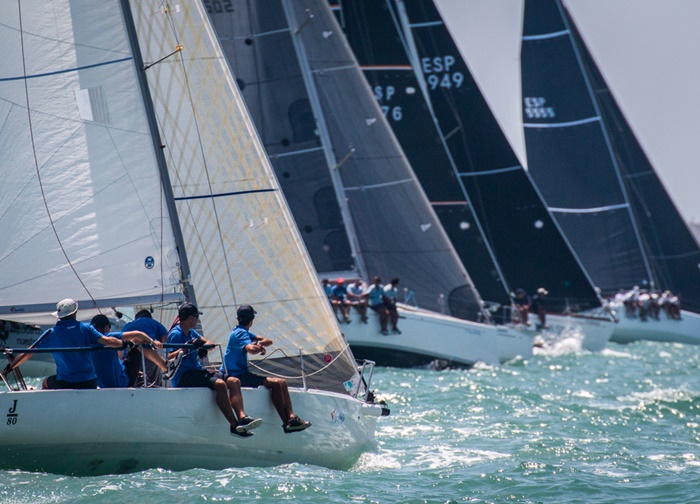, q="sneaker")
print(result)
[343,318,351,324]
[361,317,368,324]
[380,330,389,335]
[164,352,183,380]
[230,425,254,438]
[283,416,311,433]
[391,329,402,335]
[235,415,262,433]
